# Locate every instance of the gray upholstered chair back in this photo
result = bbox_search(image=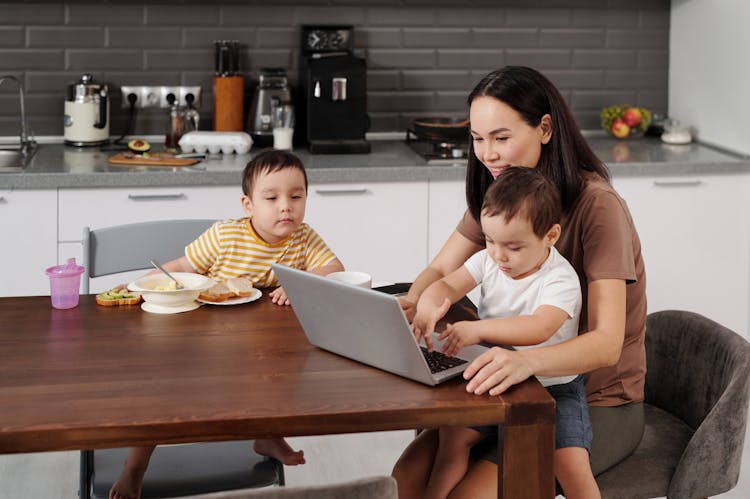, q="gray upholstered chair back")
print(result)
[597,310,750,499]
[172,475,398,499]
[644,310,750,498]
[81,219,215,293]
